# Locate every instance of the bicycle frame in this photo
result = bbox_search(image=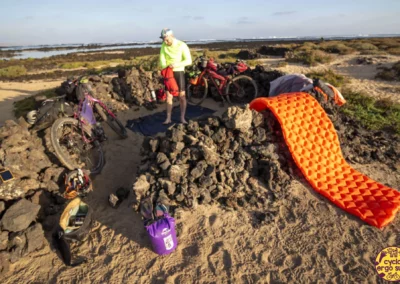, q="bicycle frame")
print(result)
[192,57,244,99]
[197,68,229,97]
[74,92,117,144]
